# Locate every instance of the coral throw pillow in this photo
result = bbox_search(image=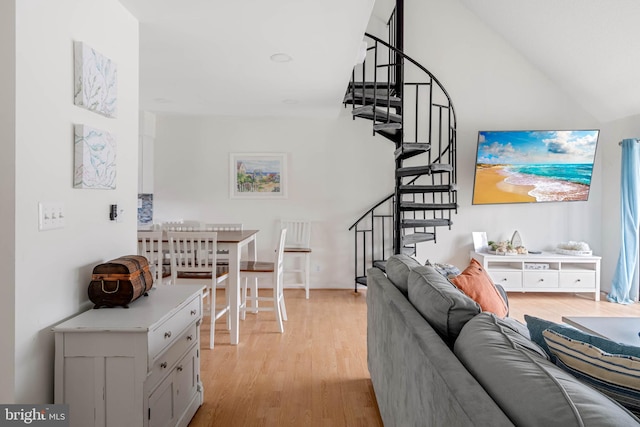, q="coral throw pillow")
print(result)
[450,258,508,318]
